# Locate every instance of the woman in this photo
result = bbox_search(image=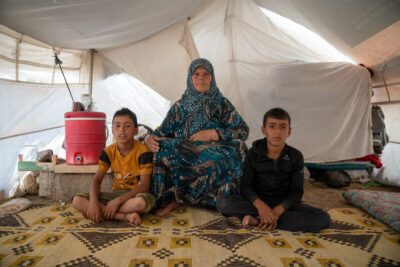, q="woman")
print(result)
[145,58,249,216]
